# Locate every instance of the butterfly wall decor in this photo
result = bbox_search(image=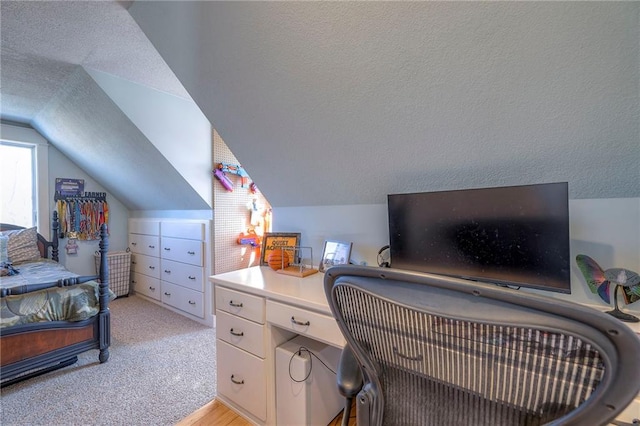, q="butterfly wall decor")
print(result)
[576,254,640,322]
